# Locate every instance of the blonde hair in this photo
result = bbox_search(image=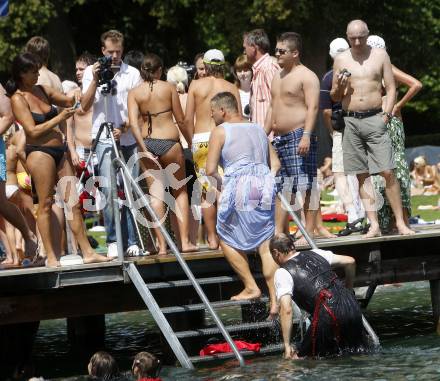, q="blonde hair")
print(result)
[414,156,427,166]
[167,65,188,93]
